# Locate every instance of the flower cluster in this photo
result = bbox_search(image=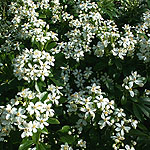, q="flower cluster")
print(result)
[64,72,138,150]
[136,10,150,62]
[13,48,55,82]
[1,0,150,149]
[112,24,137,59]
[122,71,146,97]
[72,67,93,89]
[0,84,62,141]
[59,66,148,149]
[0,0,60,53]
